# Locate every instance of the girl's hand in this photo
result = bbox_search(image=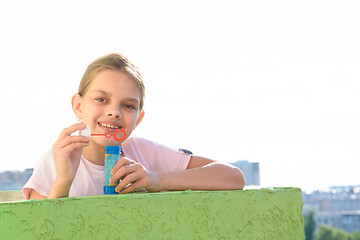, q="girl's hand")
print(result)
[52,122,91,183]
[110,157,162,194]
